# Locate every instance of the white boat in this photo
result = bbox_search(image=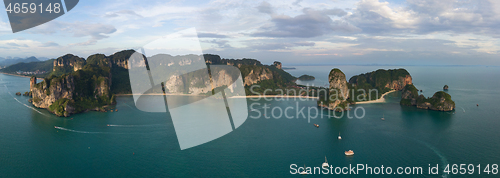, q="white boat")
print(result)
[381,114,385,120]
[322,156,329,167]
[299,164,308,175]
[338,132,342,140]
[345,150,354,156]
